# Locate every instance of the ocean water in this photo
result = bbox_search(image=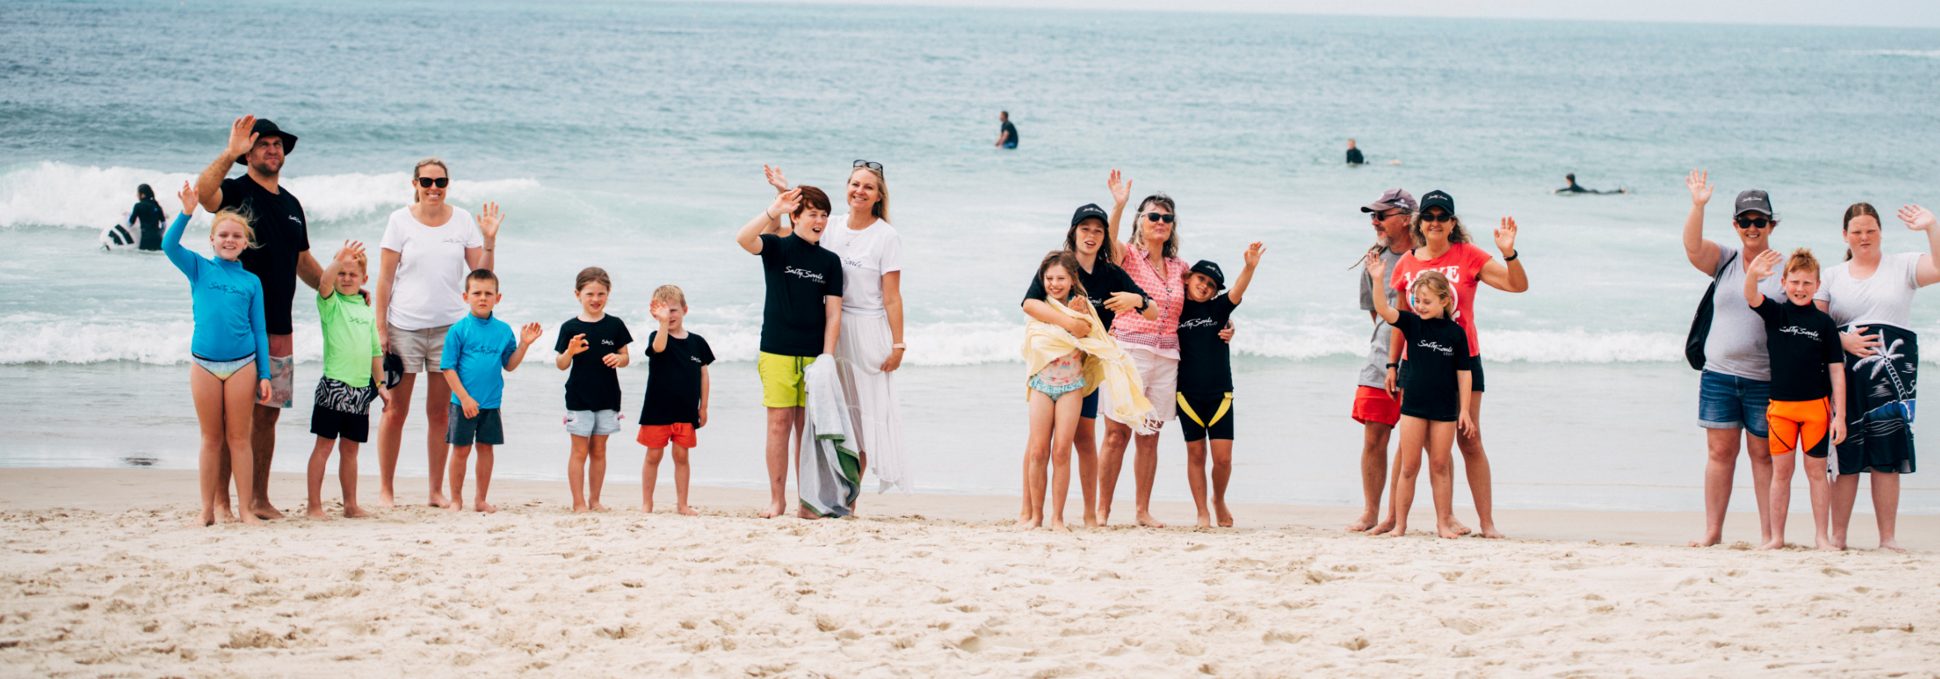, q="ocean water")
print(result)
[3,0,1939,513]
